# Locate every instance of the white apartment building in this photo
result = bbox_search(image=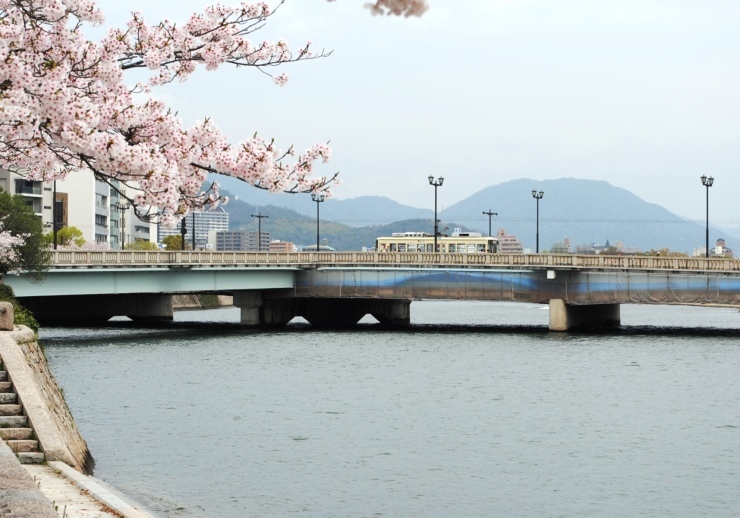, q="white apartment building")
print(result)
[0,168,56,233]
[56,171,154,249]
